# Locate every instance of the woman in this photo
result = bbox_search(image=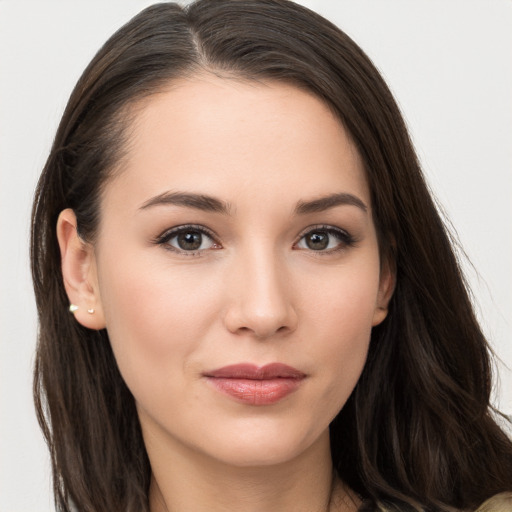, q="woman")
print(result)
[30,1,512,511]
